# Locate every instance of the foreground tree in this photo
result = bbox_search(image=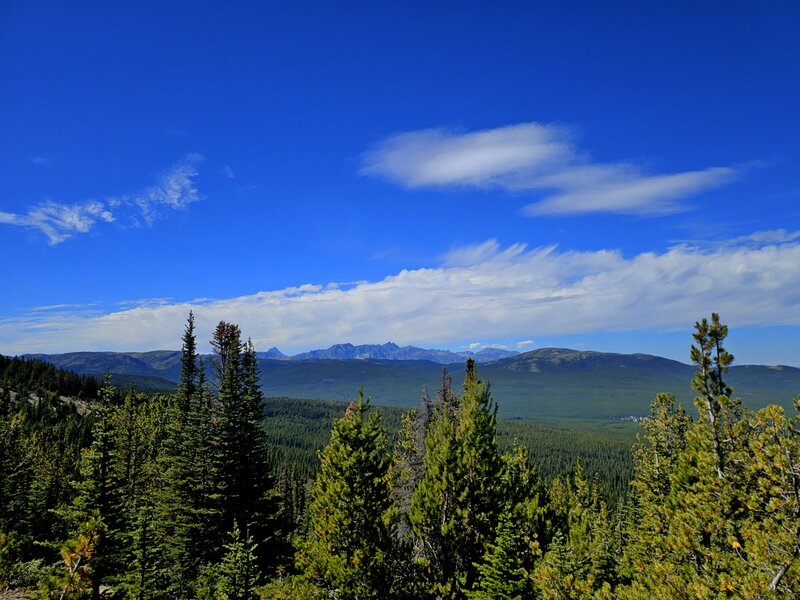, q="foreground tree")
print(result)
[150,318,277,596]
[293,391,397,598]
[690,312,740,480]
[63,377,125,600]
[468,447,547,600]
[213,325,273,533]
[618,393,690,590]
[40,516,102,600]
[534,463,617,599]
[618,314,800,597]
[734,400,800,594]
[177,311,199,415]
[409,360,504,597]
